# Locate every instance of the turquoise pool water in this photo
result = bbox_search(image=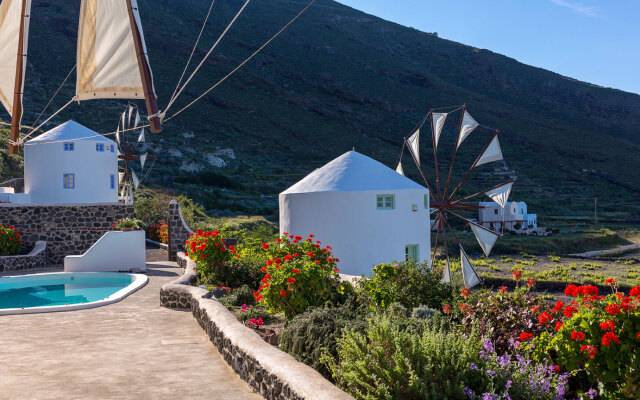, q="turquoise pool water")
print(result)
[0,273,136,310]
